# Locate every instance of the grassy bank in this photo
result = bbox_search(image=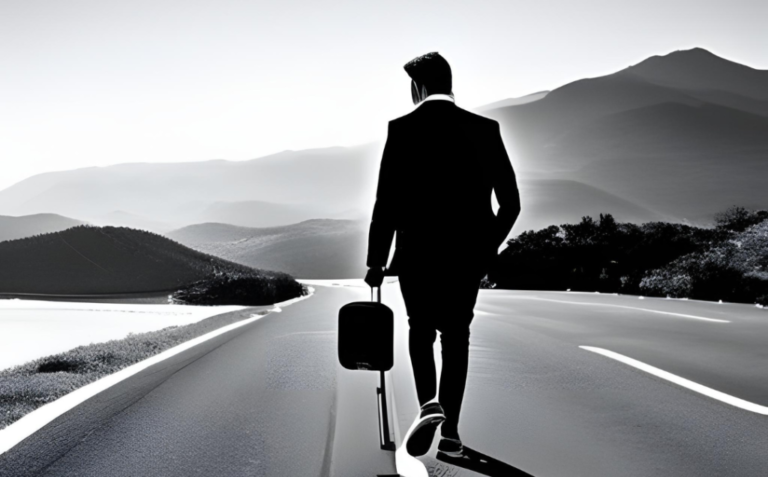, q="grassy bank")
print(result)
[0,305,278,430]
